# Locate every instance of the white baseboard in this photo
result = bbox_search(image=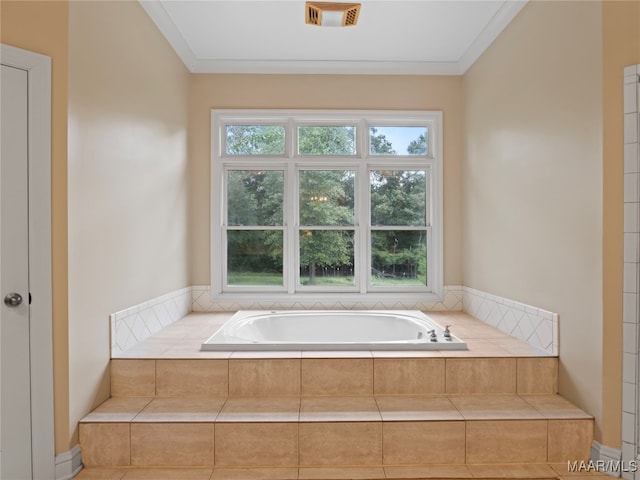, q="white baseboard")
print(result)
[590,441,624,478]
[55,445,82,480]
